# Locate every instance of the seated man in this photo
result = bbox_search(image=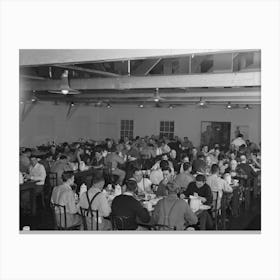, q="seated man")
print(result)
[91,146,105,169]
[156,167,175,197]
[51,155,73,185]
[51,171,81,228]
[124,141,140,161]
[206,164,233,209]
[151,153,174,173]
[174,162,194,193]
[237,155,258,180]
[104,147,126,185]
[25,156,47,187]
[183,175,213,230]
[153,182,198,230]
[169,149,180,174]
[111,179,150,230]
[149,160,169,185]
[192,152,206,174]
[132,168,153,194]
[77,171,111,230]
